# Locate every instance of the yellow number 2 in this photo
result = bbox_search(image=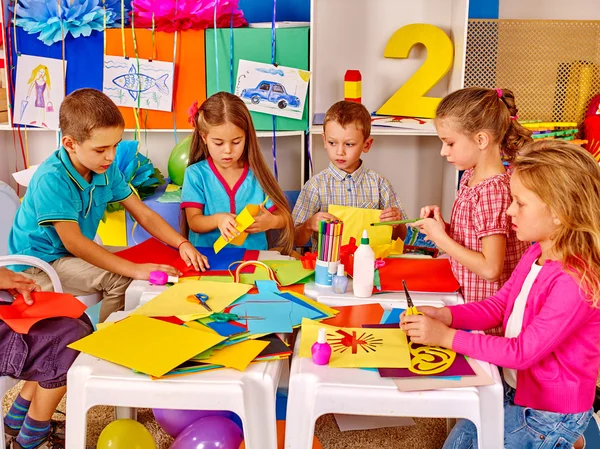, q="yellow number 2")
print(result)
[377,24,454,119]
